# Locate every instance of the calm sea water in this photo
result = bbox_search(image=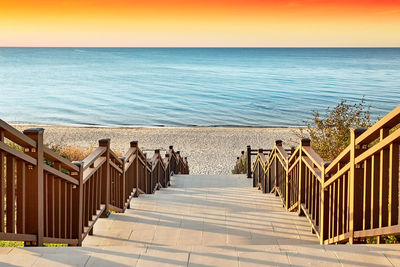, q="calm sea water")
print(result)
[0,48,399,127]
